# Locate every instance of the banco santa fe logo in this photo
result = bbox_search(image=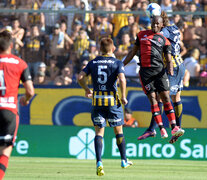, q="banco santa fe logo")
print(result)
[69,128,104,159]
